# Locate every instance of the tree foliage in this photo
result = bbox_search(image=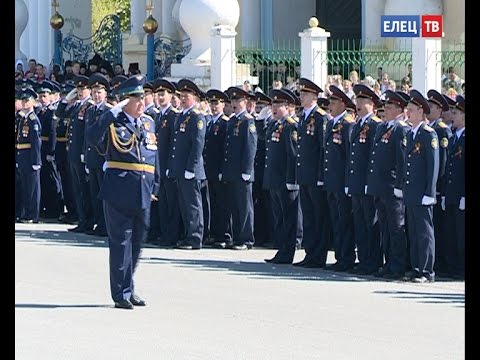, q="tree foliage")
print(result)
[91,0,130,33]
